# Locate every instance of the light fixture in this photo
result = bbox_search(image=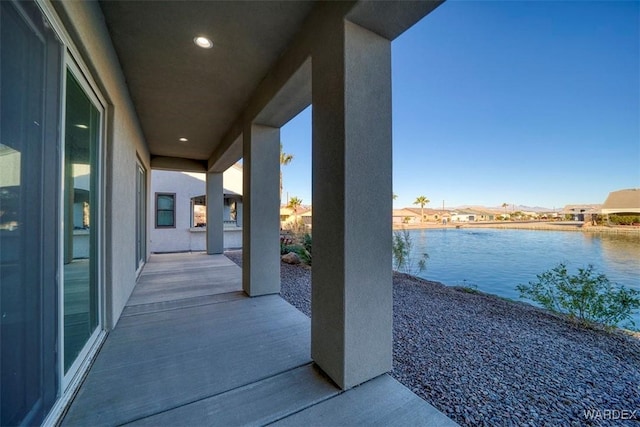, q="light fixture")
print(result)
[179,137,188,142]
[193,36,213,49]
[75,124,89,129]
